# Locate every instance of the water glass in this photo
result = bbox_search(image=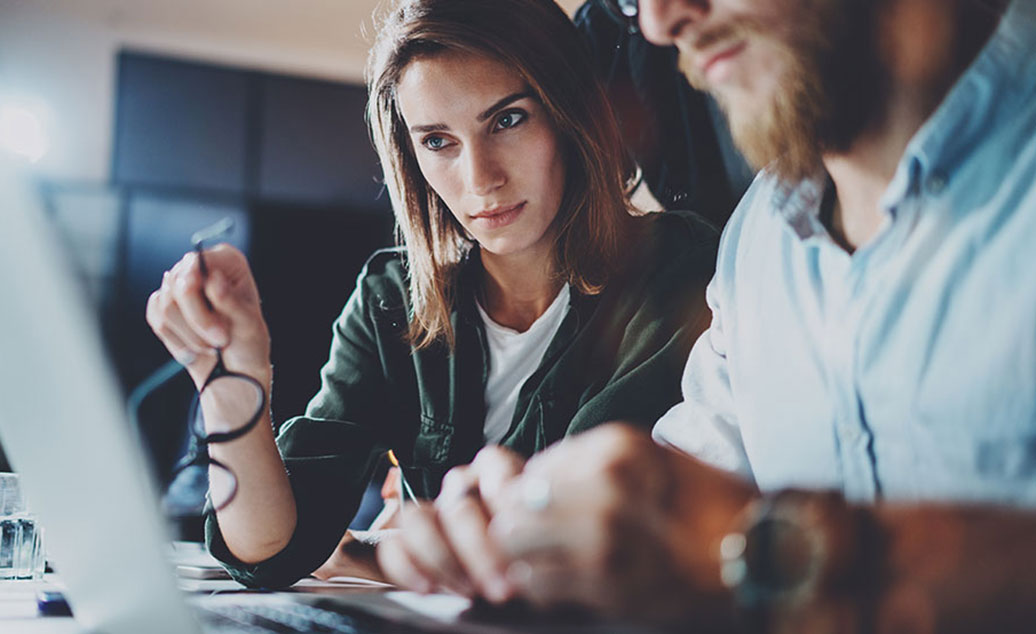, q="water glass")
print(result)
[0,473,46,582]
